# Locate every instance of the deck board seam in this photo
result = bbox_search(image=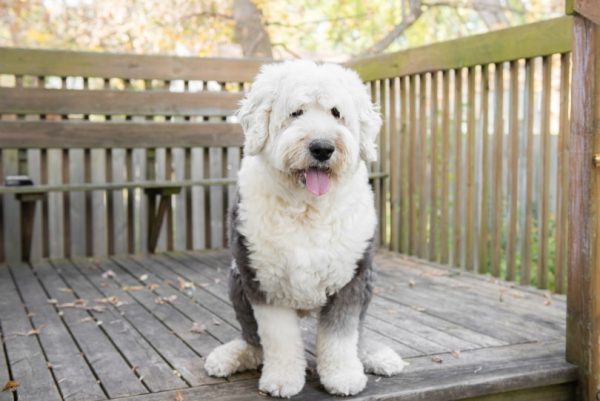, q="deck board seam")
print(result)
[16,262,111,400]
[66,258,197,388]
